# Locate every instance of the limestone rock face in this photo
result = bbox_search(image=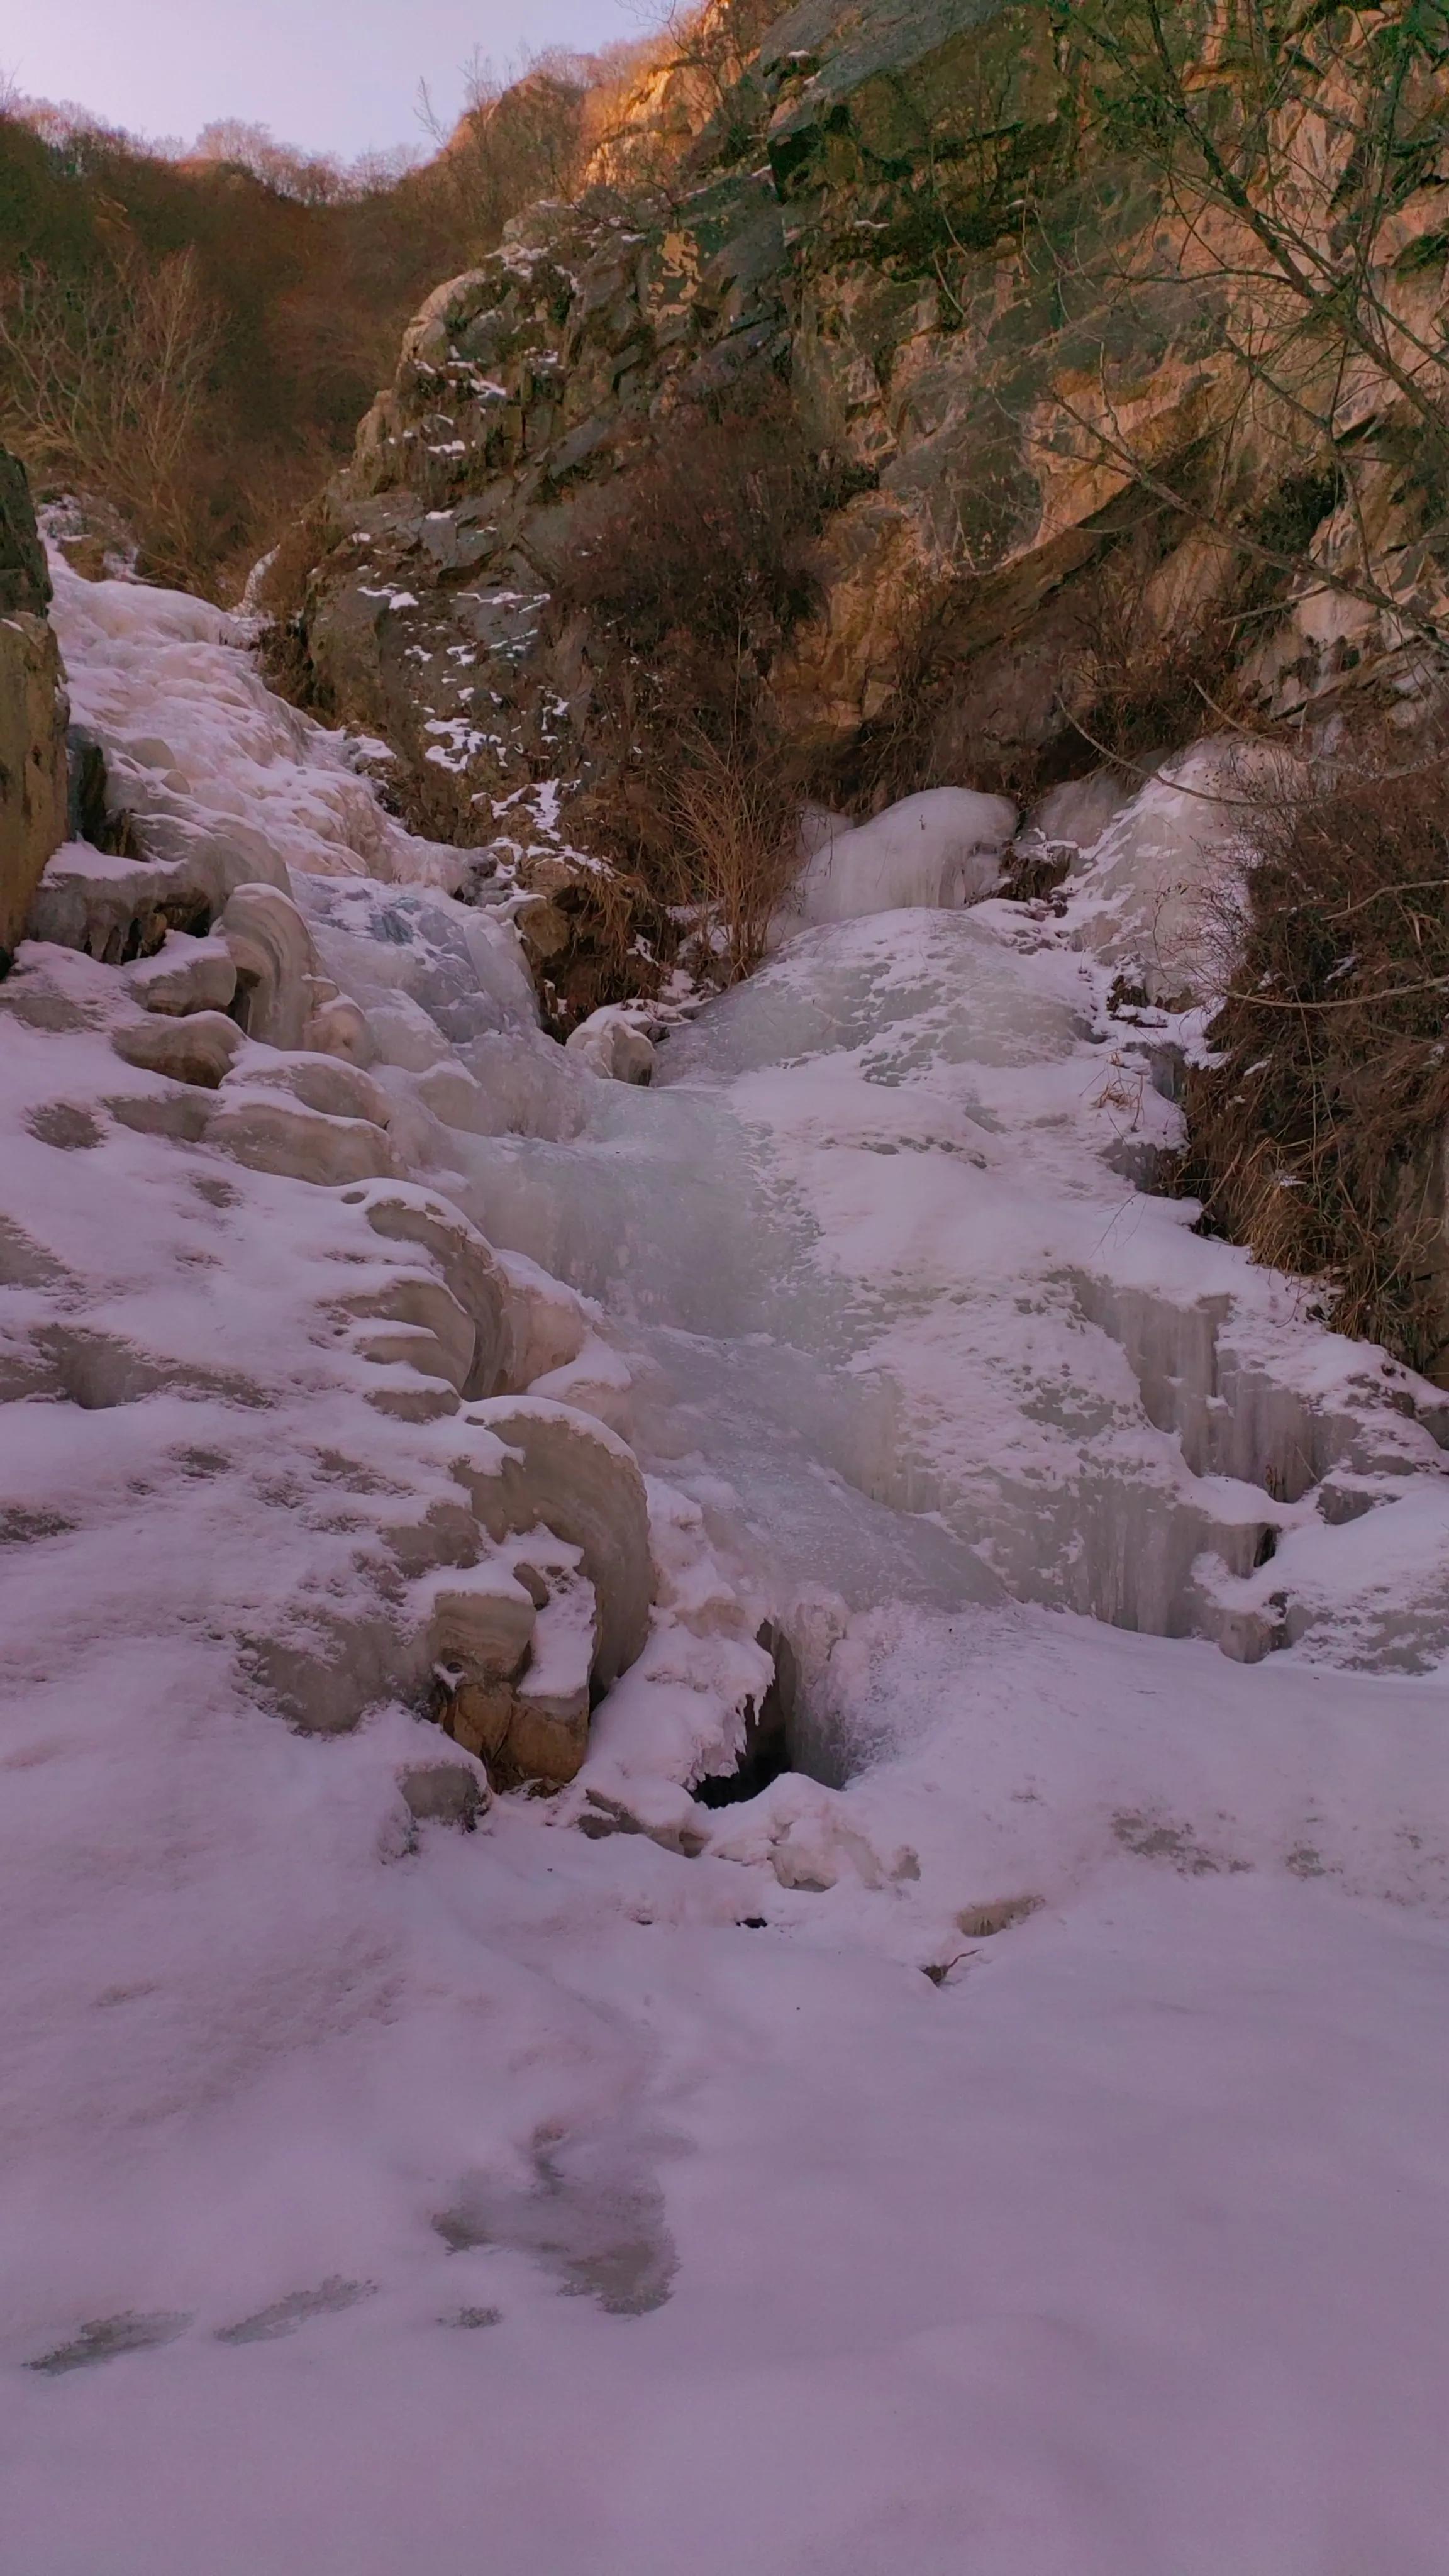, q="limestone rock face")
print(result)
[0,449,68,962]
[280,0,1449,987]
